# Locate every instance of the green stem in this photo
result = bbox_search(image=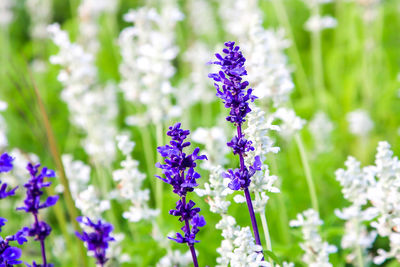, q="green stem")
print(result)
[269,156,291,244]
[294,133,319,212]
[256,192,274,267]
